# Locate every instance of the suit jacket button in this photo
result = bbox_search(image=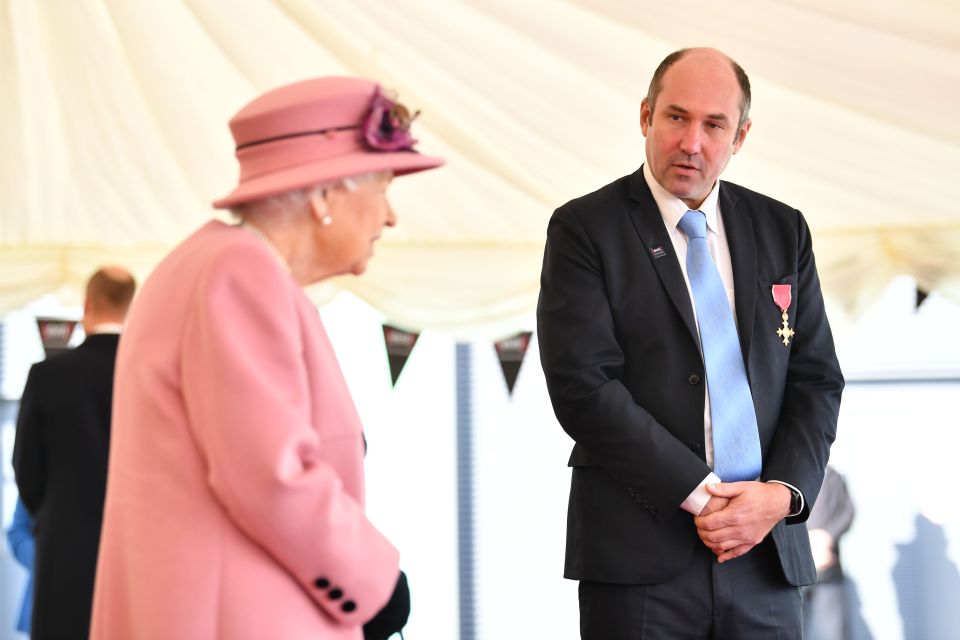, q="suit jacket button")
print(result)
[688,442,701,452]
[688,374,701,385]
[649,506,658,514]
[314,578,330,589]
[328,588,343,600]
[342,600,357,613]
